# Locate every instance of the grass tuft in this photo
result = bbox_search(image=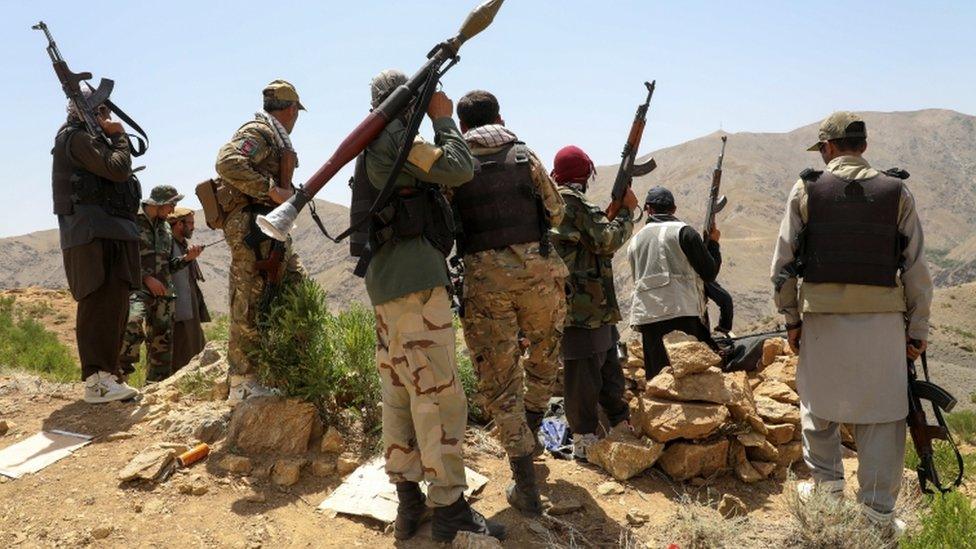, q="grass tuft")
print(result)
[0,296,76,381]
